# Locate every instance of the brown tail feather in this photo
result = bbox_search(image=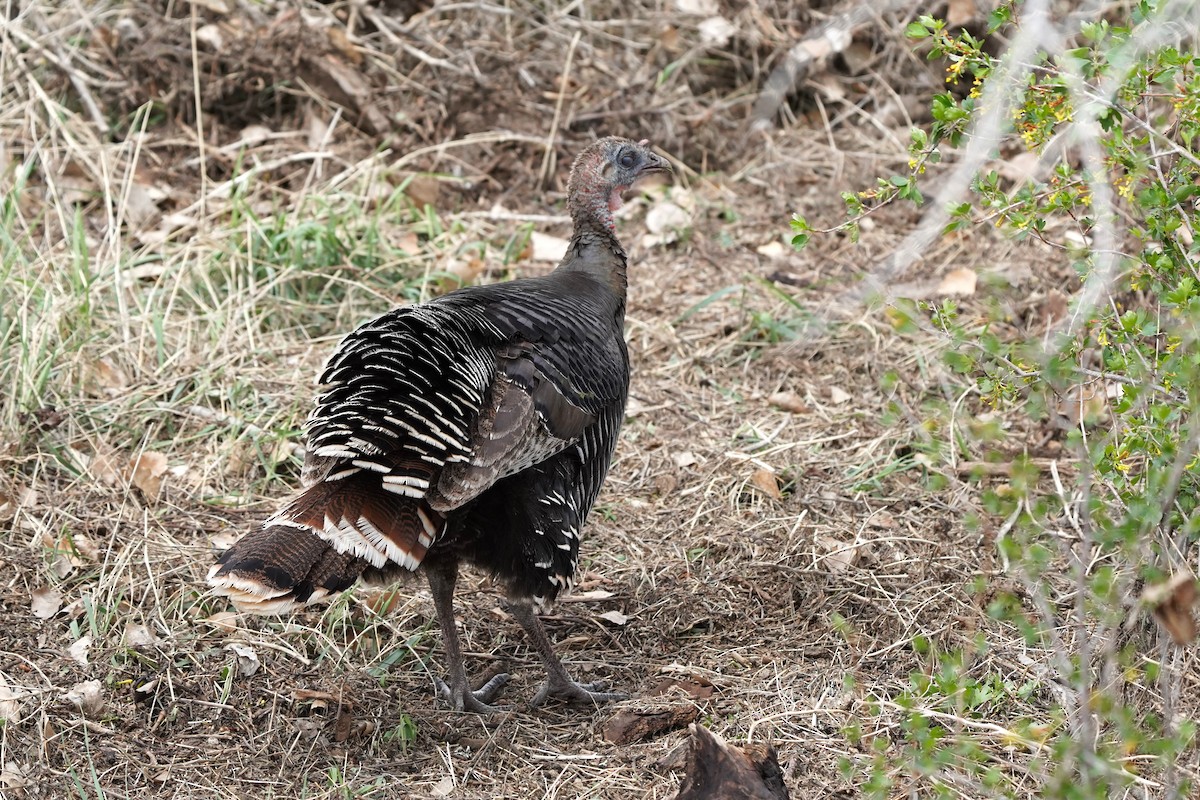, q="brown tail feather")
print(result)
[208,474,442,613]
[277,474,443,571]
[207,522,367,613]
